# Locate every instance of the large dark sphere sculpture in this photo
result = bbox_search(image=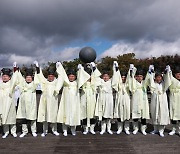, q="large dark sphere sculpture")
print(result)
[79,47,97,63]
